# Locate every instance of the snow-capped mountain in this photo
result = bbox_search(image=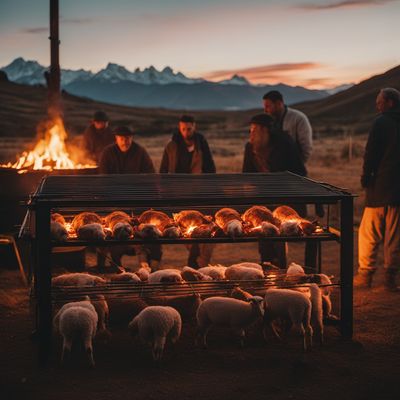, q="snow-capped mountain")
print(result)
[326,83,354,95]
[218,74,250,86]
[2,57,45,84]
